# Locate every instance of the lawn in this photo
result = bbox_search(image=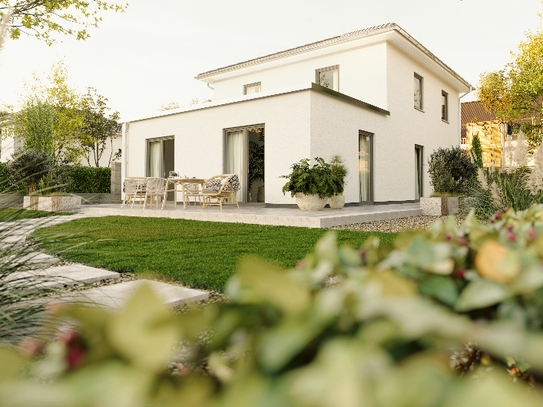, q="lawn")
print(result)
[31,216,398,292]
